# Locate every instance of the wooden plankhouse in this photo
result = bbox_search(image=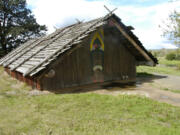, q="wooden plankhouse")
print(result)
[0,13,158,91]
